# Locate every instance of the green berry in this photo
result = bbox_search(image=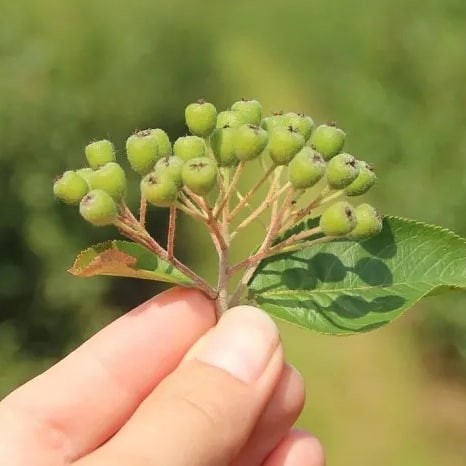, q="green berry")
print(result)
[185,100,217,137]
[319,201,356,237]
[288,147,326,189]
[231,99,263,126]
[85,140,115,169]
[347,204,383,240]
[210,127,238,167]
[261,114,286,132]
[268,126,305,166]
[310,124,346,160]
[181,157,217,195]
[89,162,127,200]
[79,189,118,226]
[150,128,172,157]
[173,136,206,162]
[126,130,159,175]
[76,168,94,187]
[326,153,360,189]
[140,172,178,207]
[216,110,248,129]
[345,161,377,196]
[283,112,314,142]
[53,170,89,205]
[153,156,184,187]
[233,124,268,161]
